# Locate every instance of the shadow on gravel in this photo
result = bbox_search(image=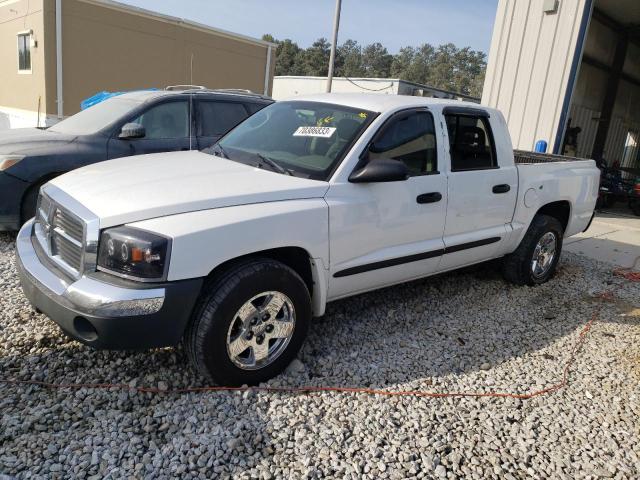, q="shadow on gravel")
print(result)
[298,258,638,387]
